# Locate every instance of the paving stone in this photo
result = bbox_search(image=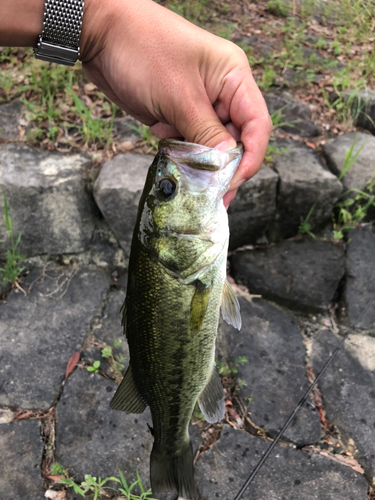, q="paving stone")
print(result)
[93,153,153,255]
[0,144,97,258]
[230,239,345,312]
[219,298,321,446]
[0,266,110,410]
[311,329,375,478]
[228,163,278,249]
[323,132,375,193]
[0,99,28,142]
[271,142,343,239]
[263,92,319,137]
[344,228,375,329]
[0,419,45,500]
[195,426,368,499]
